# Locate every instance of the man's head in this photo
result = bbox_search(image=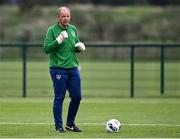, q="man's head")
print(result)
[57,7,71,28]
